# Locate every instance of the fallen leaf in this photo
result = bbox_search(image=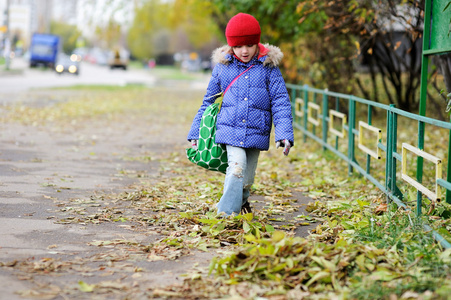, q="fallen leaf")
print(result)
[78,281,95,293]
[374,203,387,215]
